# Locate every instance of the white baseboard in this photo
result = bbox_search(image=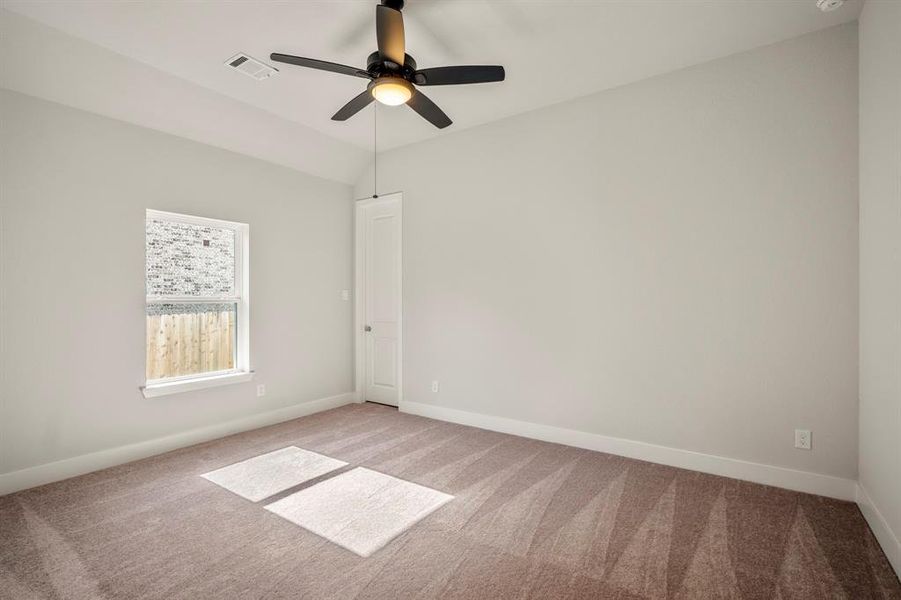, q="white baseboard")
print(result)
[400,400,858,502]
[0,392,356,497]
[857,482,901,577]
